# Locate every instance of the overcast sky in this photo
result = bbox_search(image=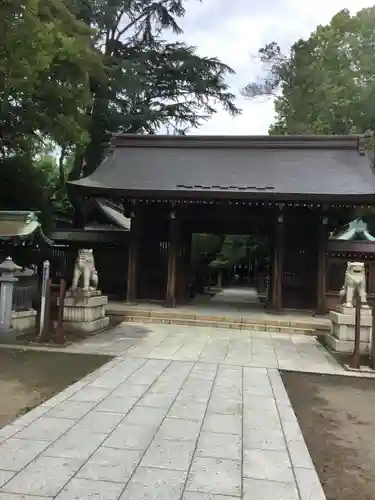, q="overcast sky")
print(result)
[176,0,374,135]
